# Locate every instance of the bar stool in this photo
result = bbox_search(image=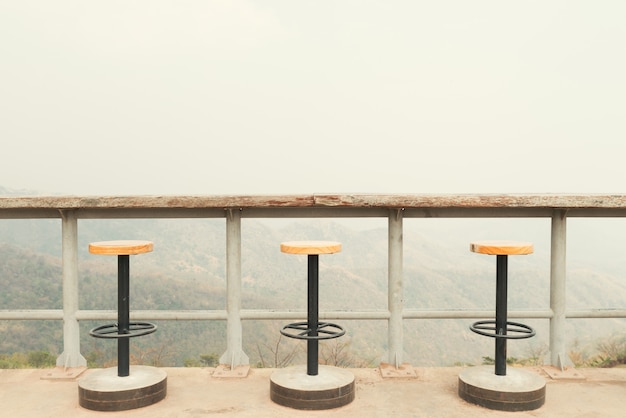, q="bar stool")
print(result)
[78,240,167,411]
[458,240,546,411]
[269,241,355,410]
